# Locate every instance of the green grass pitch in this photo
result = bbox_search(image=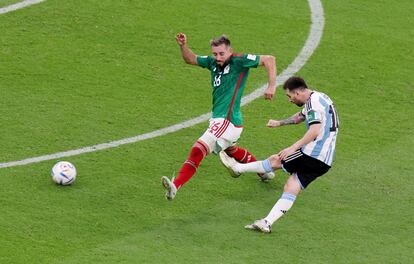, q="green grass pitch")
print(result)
[0,0,22,8]
[0,0,413,263]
